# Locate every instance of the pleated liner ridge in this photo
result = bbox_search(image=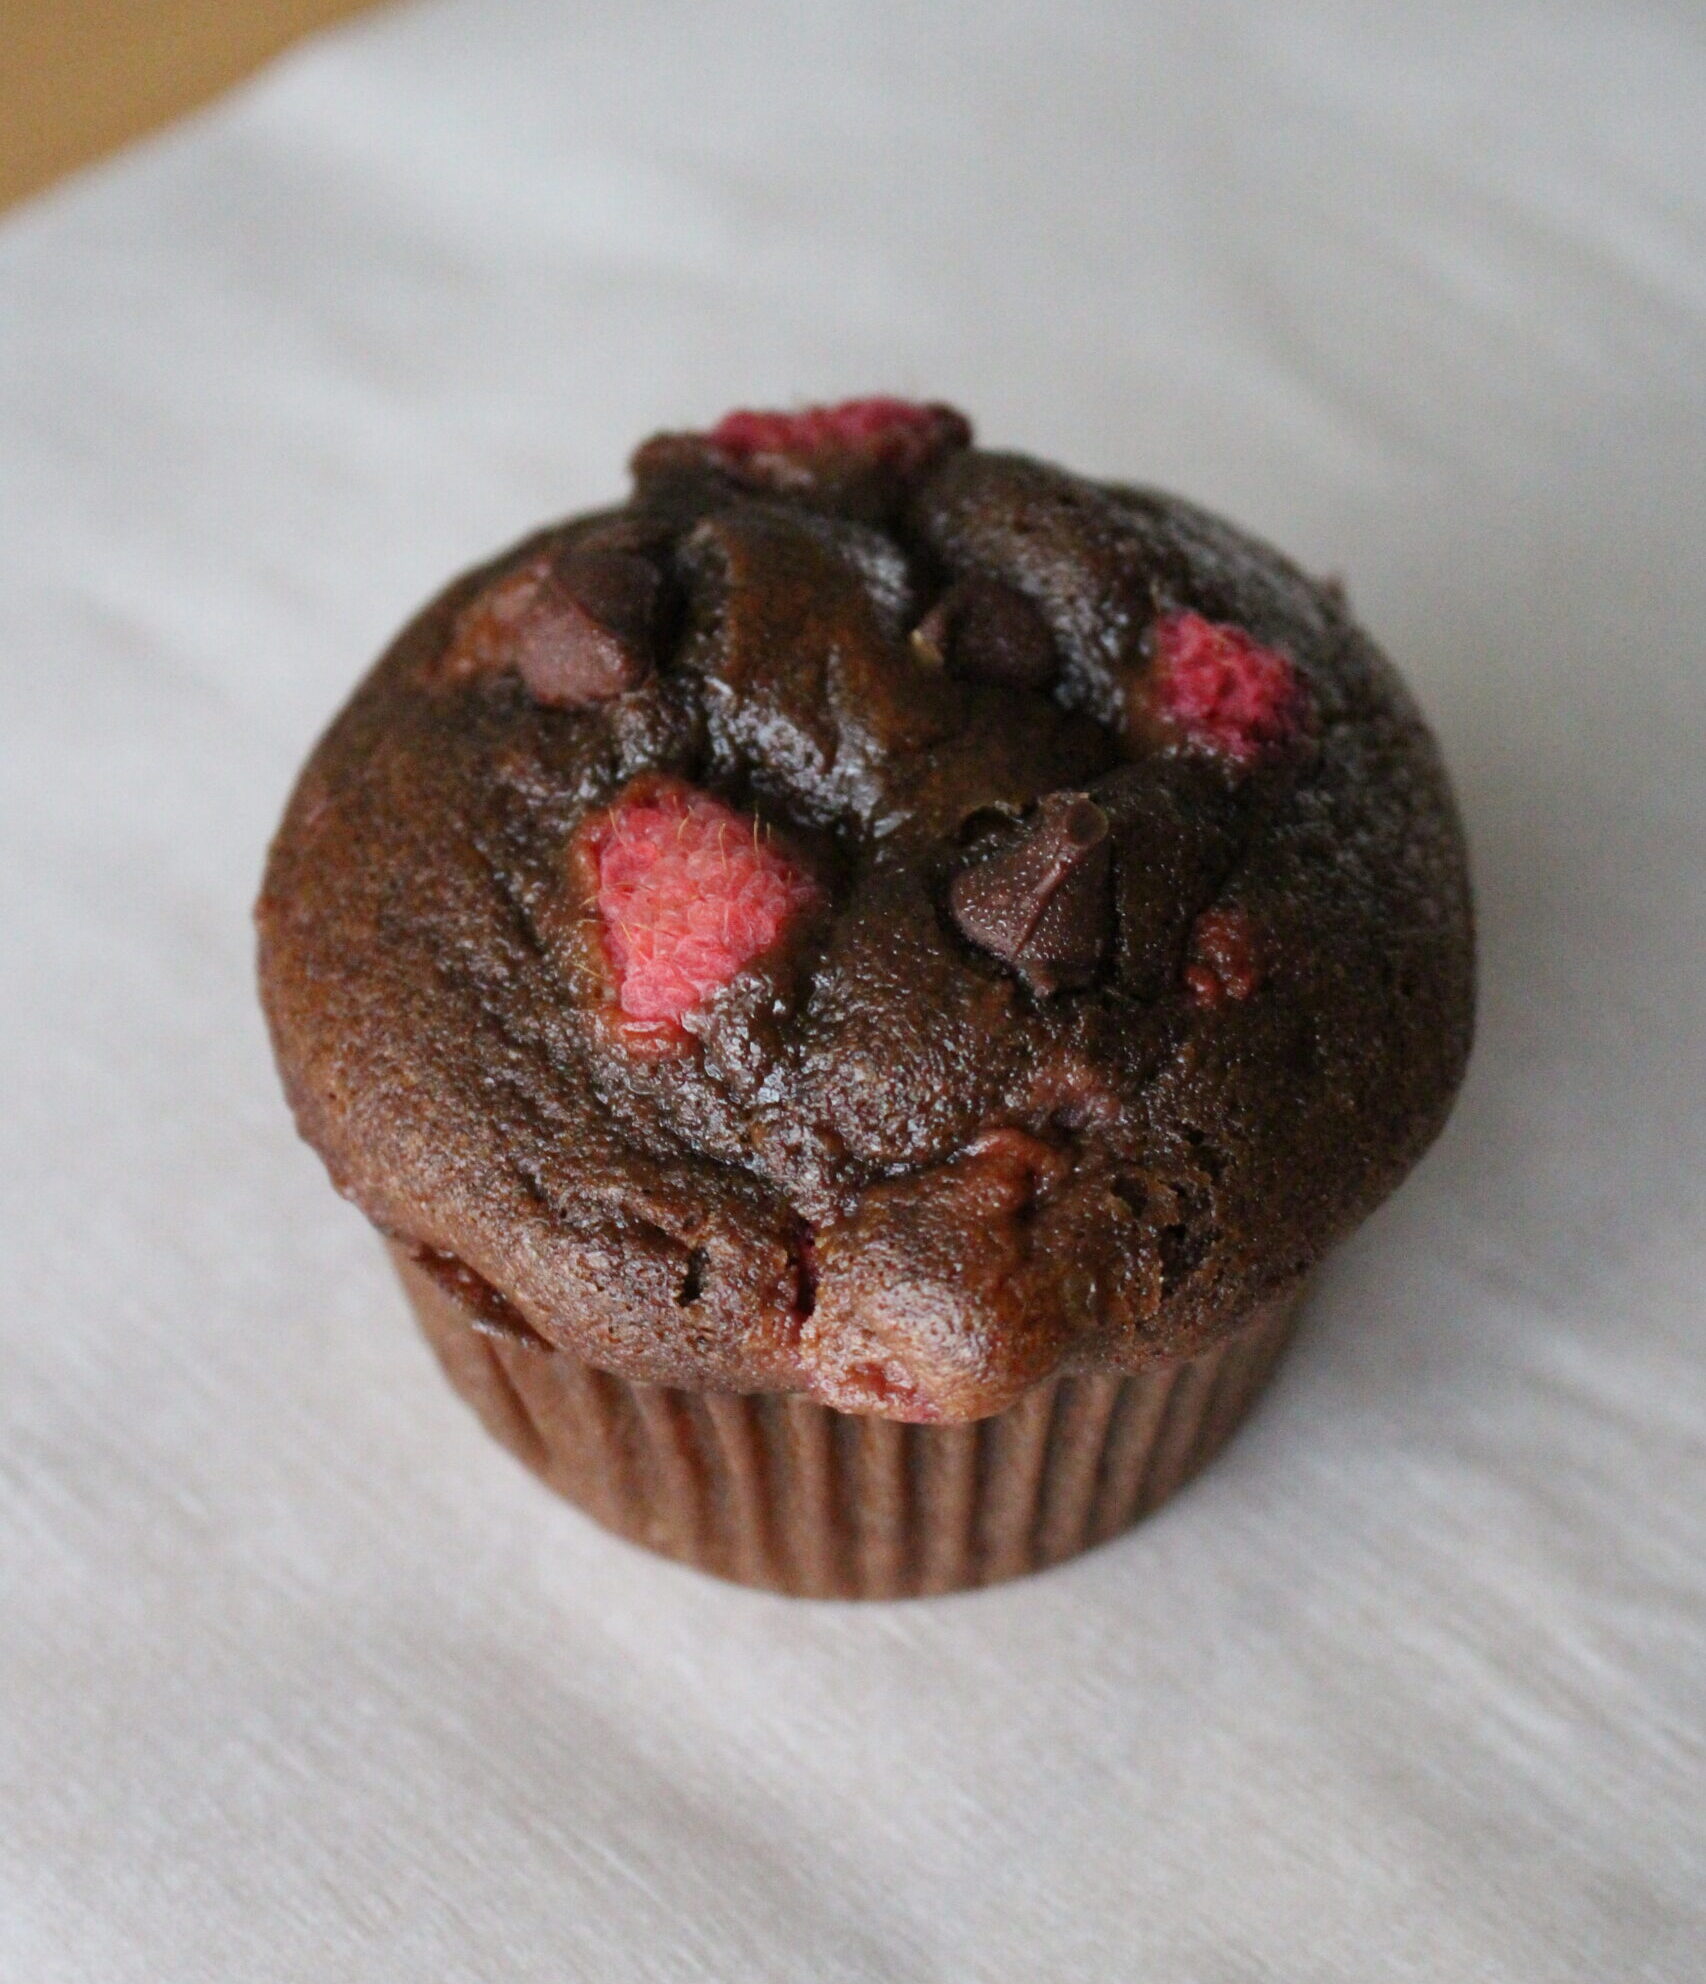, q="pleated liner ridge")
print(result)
[391,1244,1302,1599]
